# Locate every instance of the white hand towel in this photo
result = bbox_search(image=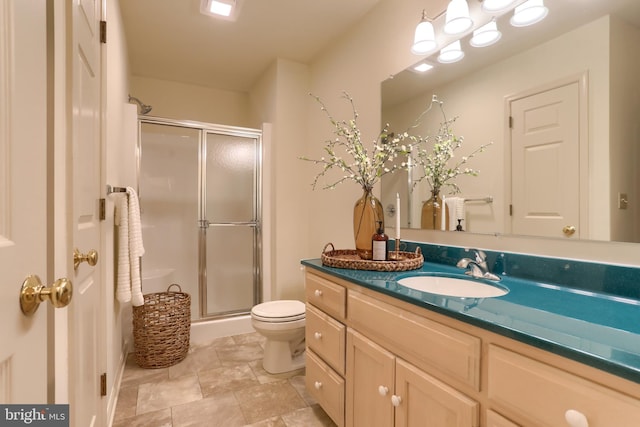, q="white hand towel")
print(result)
[126,187,145,307]
[446,197,466,231]
[116,194,131,303]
